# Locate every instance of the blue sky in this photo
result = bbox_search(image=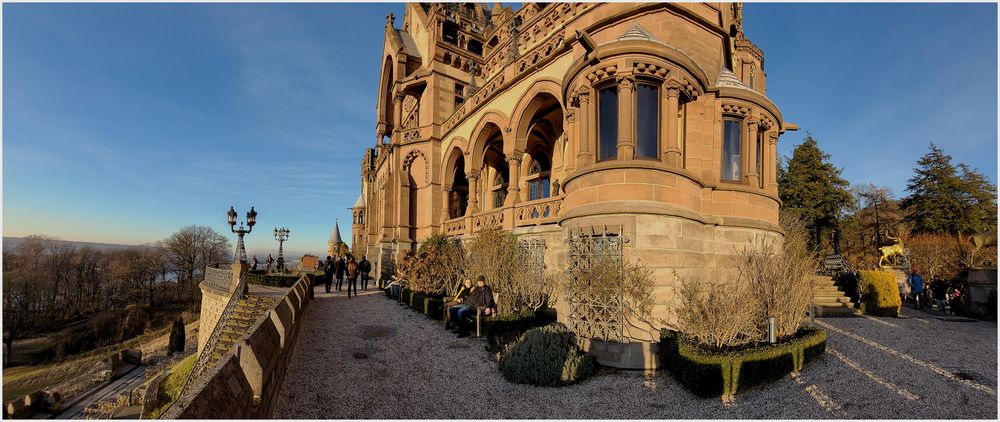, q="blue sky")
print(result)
[3,3,997,256]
